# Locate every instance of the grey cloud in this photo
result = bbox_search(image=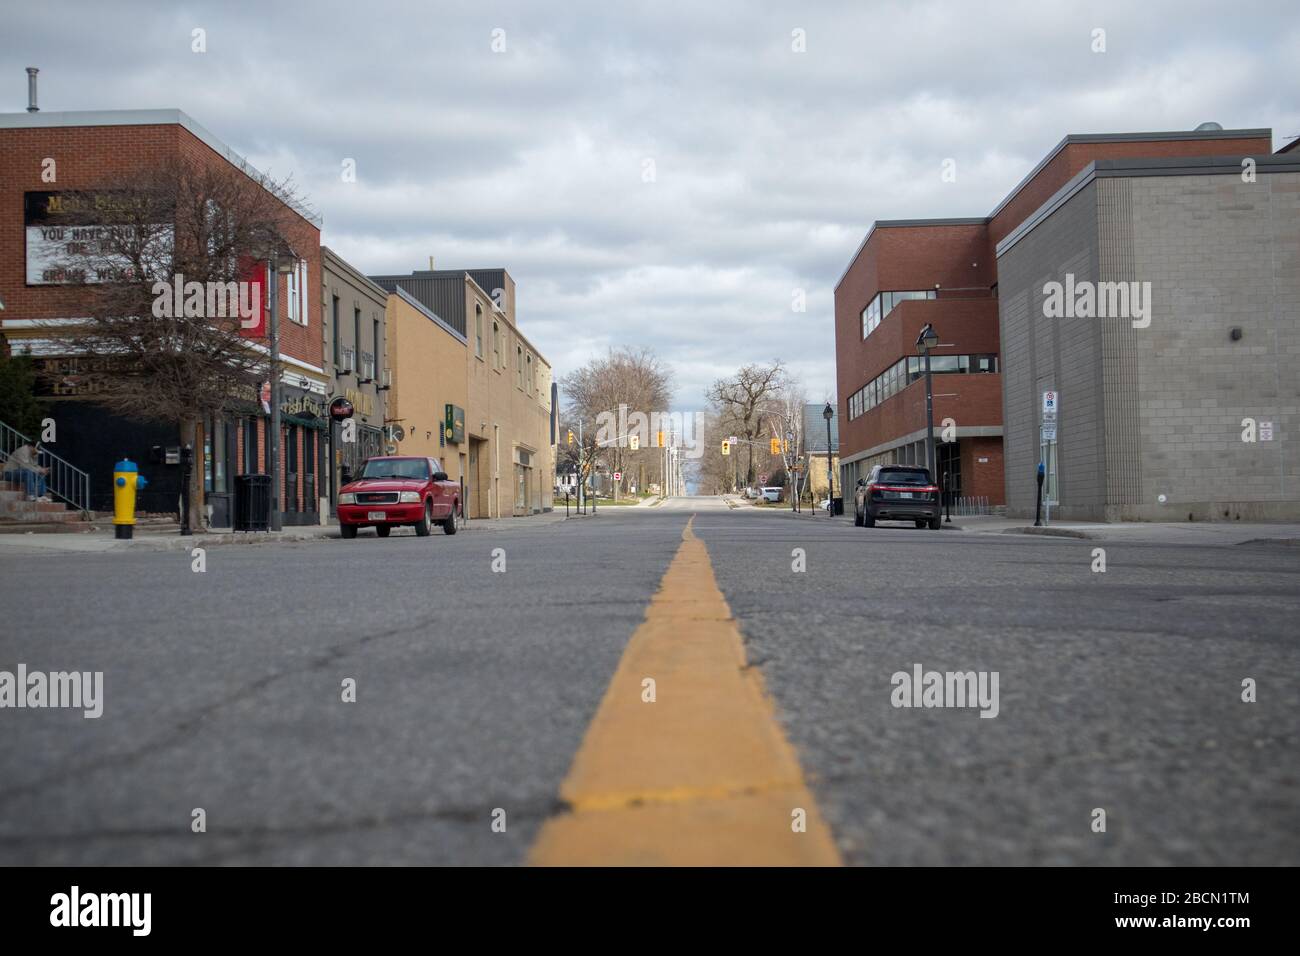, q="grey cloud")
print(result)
[6,0,1297,406]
